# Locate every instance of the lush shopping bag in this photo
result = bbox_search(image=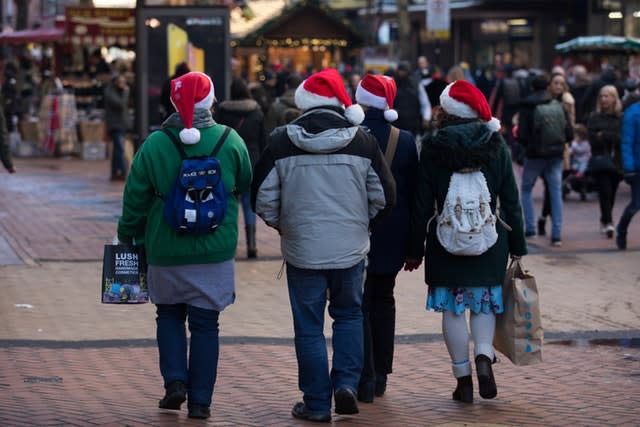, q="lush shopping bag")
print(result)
[494,259,543,366]
[101,244,149,304]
